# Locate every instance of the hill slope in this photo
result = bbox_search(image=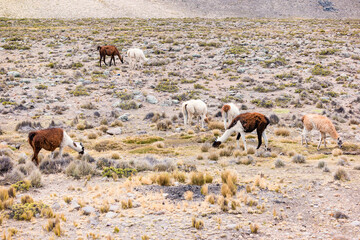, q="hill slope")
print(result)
[0,0,359,18]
